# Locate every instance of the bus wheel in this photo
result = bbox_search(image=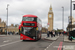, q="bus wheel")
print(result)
[35,37,38,41]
